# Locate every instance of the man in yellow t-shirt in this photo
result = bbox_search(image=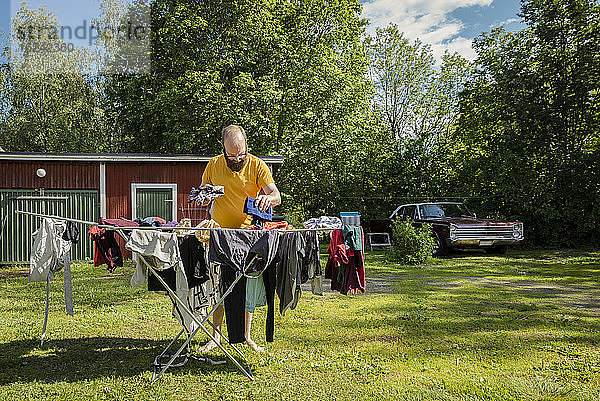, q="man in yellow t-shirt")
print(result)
[200,124,281,352]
